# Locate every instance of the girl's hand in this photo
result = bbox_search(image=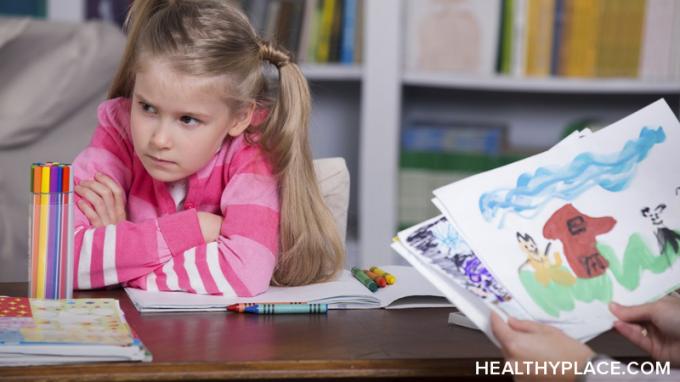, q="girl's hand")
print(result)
[490,312,594,381]
[75,173,127,227]
[197,212,223,243]
[610,295,680,367]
